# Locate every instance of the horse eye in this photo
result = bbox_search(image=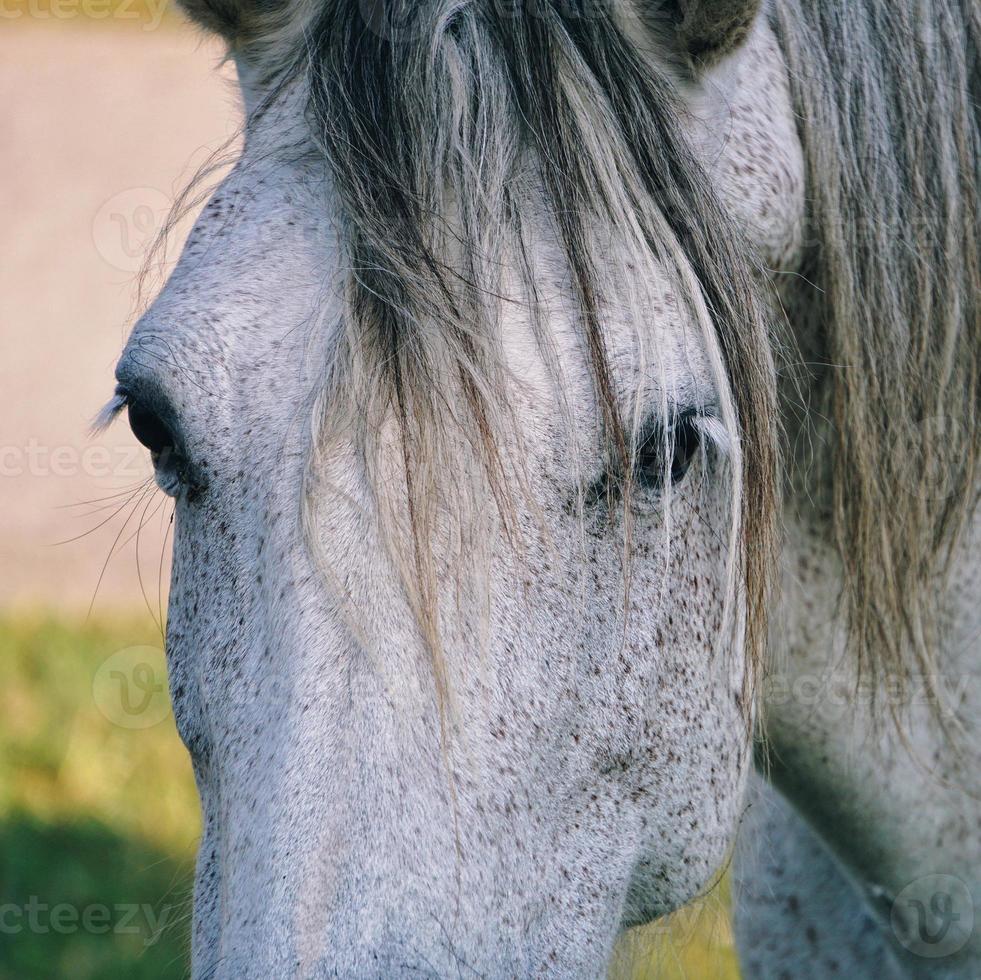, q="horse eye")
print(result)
[669,413,701,485]
[635,412,702,490]
[127,399,184,495]
[128,401,170,455]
